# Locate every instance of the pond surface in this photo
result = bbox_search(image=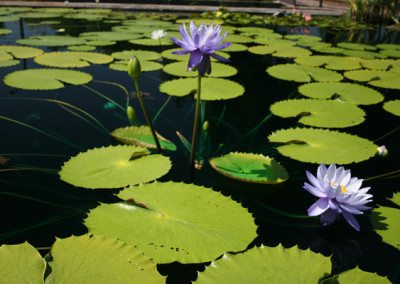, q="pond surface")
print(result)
[0,7,400,283]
